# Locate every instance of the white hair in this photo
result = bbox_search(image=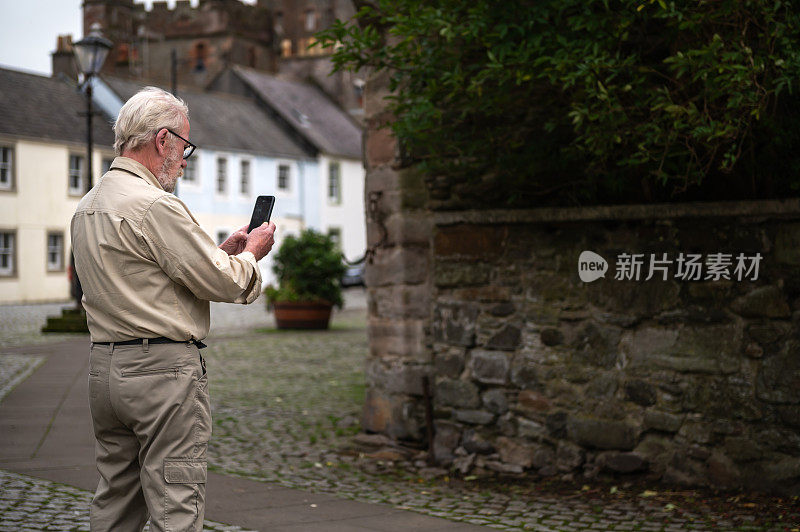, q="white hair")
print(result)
[113,87,189,155]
